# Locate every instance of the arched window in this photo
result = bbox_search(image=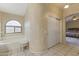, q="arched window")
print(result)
[6,20,22,33]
